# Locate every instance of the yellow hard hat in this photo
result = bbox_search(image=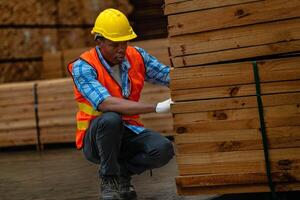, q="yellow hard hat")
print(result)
[91,8,137,42]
